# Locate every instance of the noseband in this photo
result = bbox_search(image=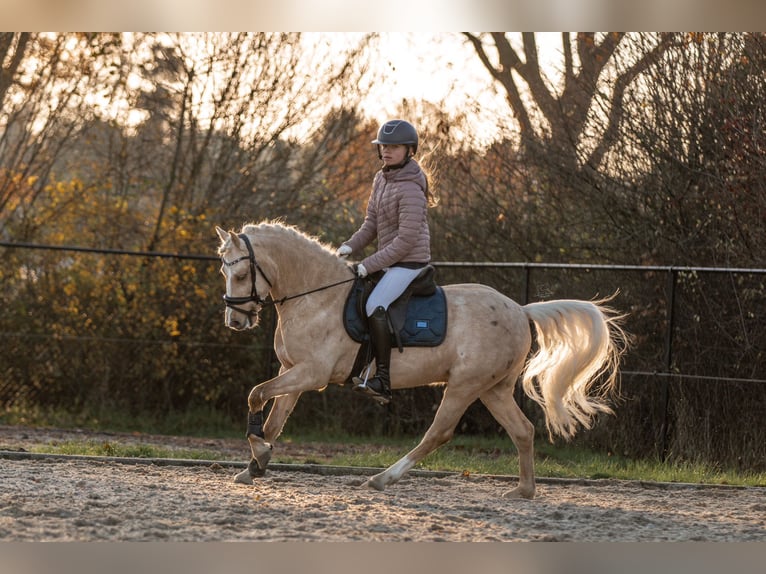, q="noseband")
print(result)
[221,233,272,317]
